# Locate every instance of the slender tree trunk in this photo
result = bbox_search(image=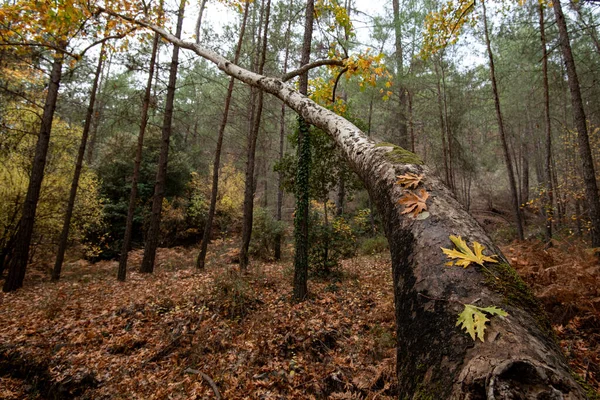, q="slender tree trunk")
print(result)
[196,1,250,269]
[367,93,376,234]
[435,61,451,188]
[440,61,455,192]
[128,24,589,396]
[117,33,160,281]
[553,0,600,247]
[482,0,524,240]
[274,1,293,260]
[3,49,64,292]
[335,176,345,216]
[140,0,185,273]
[194,0,208,44]
[86,51,111,165]
[521,142,529,205]
[408,91,415,153]
[240,0,271,270]
[539,4,554,245]
[392,0,408,148]
[52,44,106,281]
[293,0,315,302]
